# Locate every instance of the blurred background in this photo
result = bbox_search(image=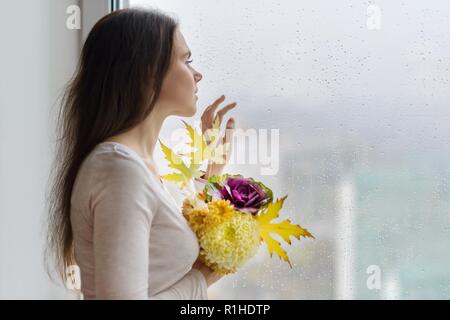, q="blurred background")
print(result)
[0,0,449,299]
